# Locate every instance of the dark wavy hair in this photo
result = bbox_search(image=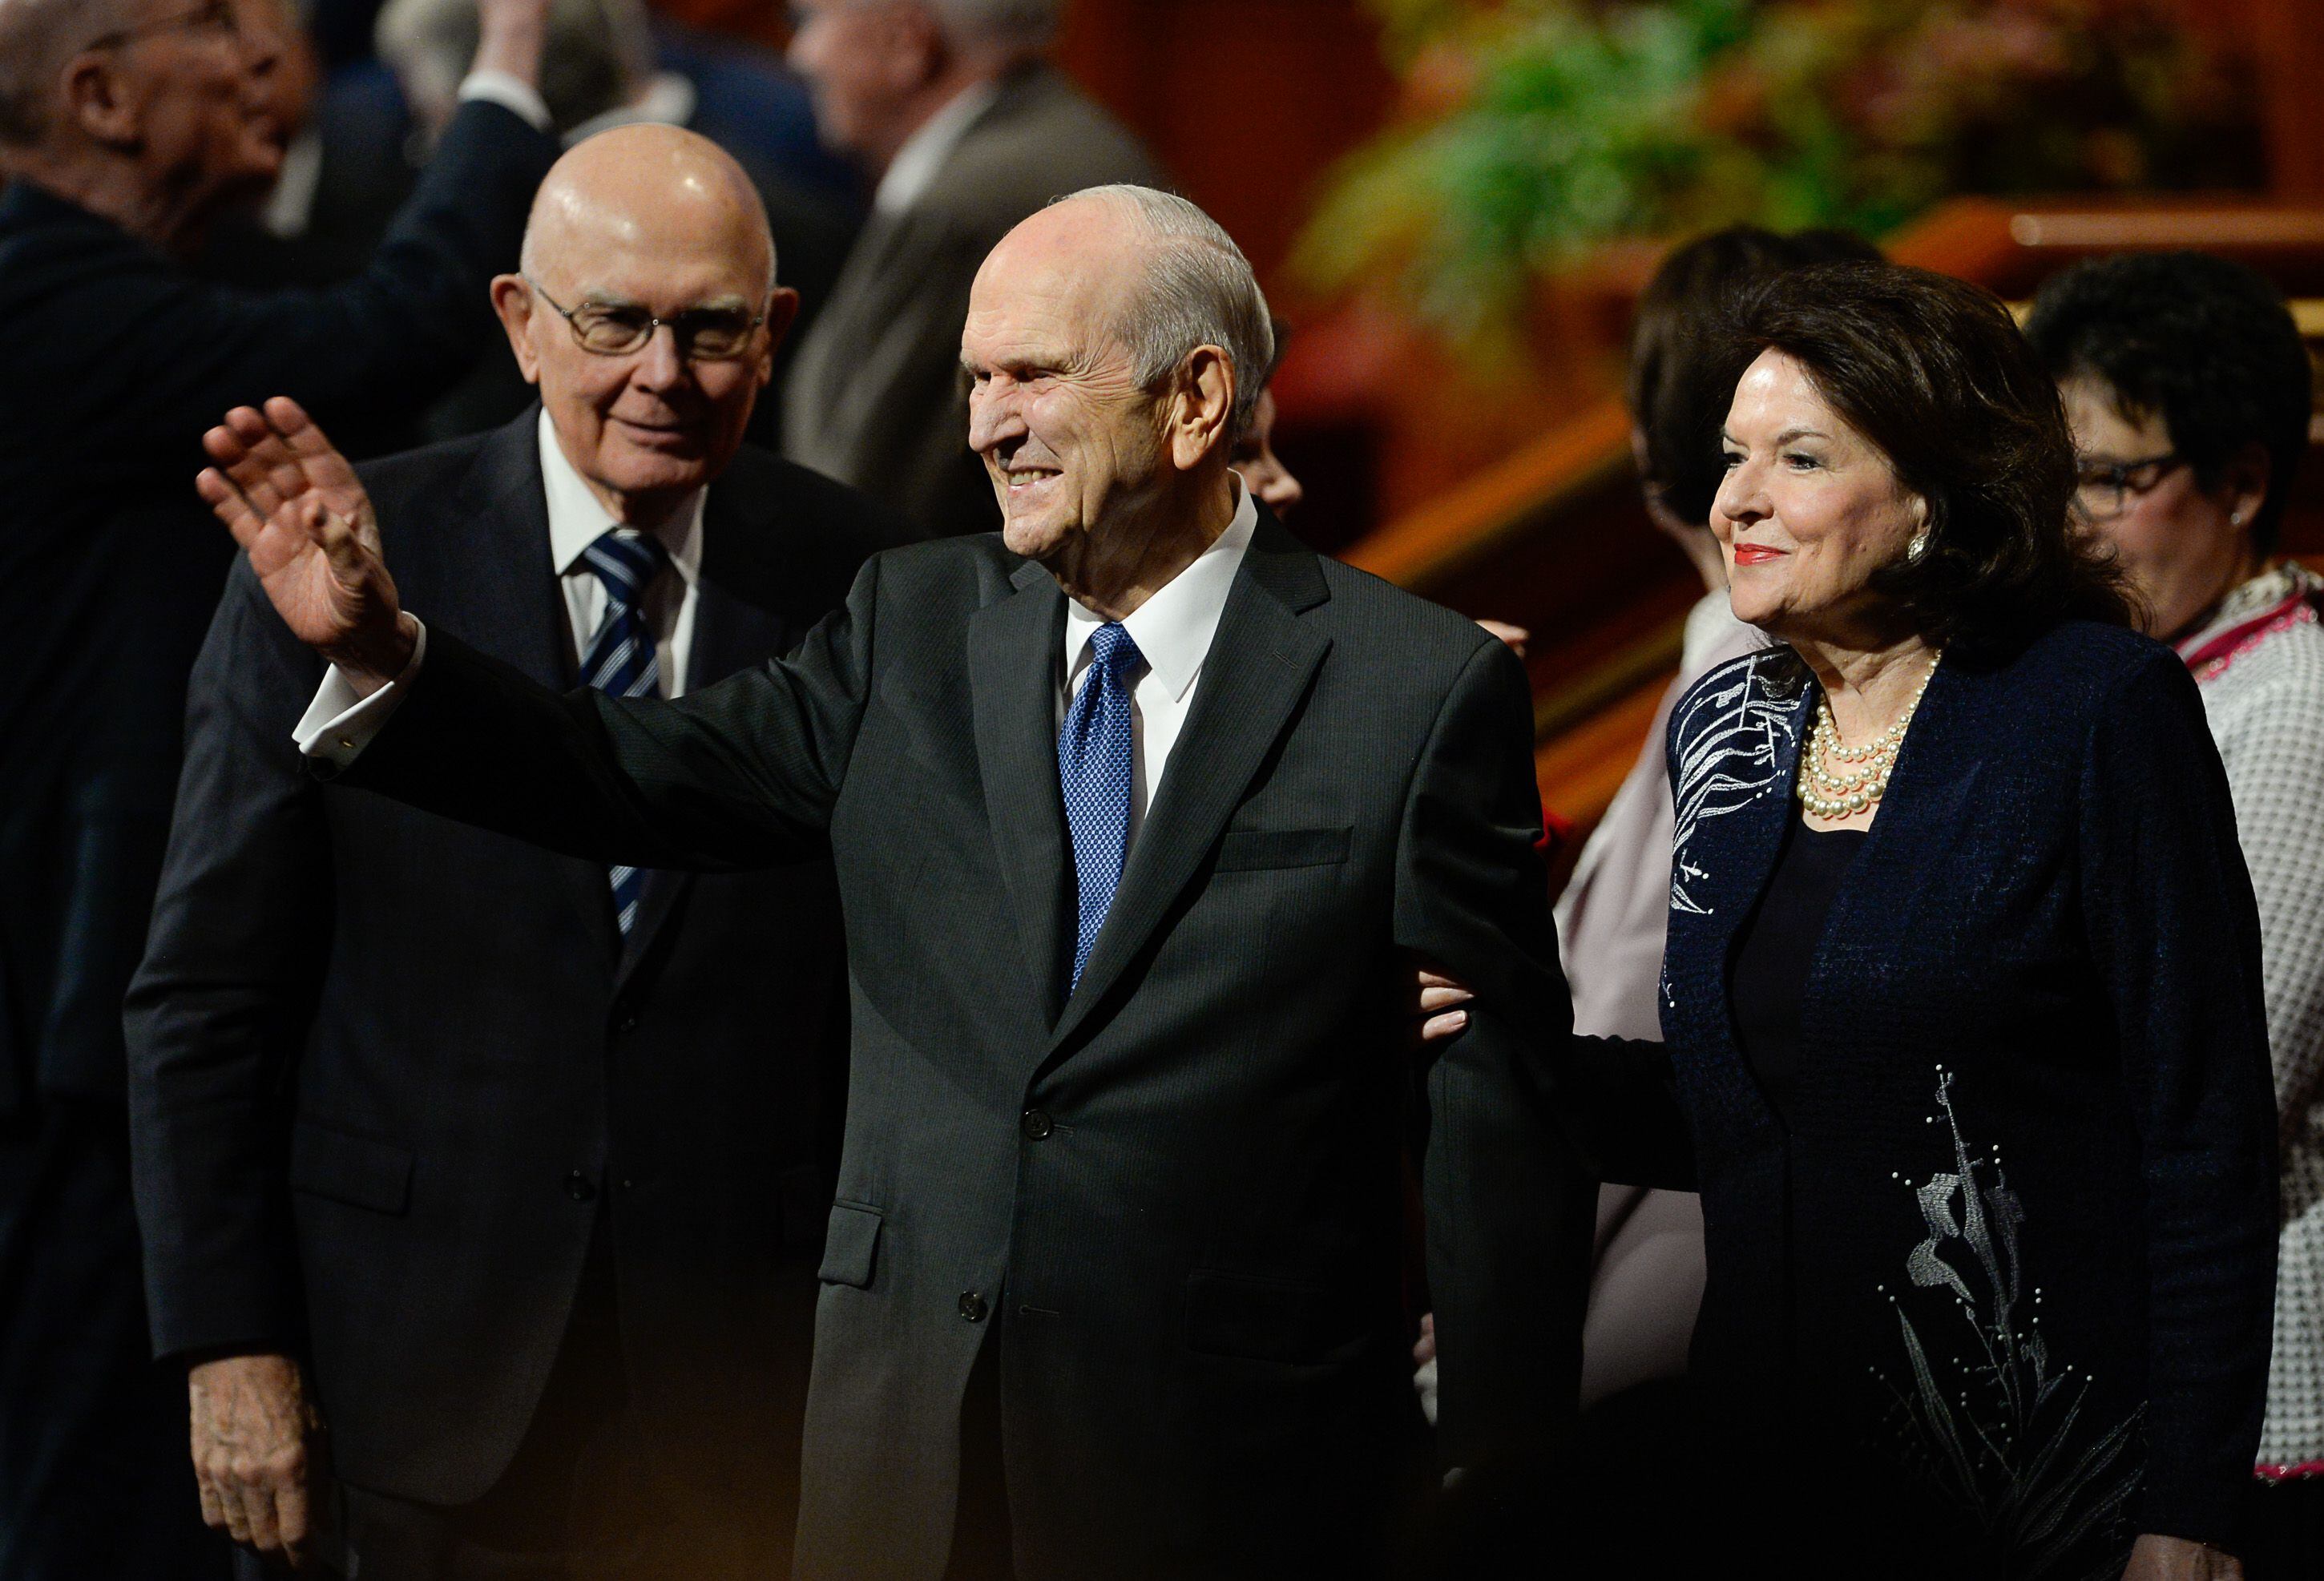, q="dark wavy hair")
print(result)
[2023,251,2313,555]
[1628,226,1882,525]
[1721,261,2131,654]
